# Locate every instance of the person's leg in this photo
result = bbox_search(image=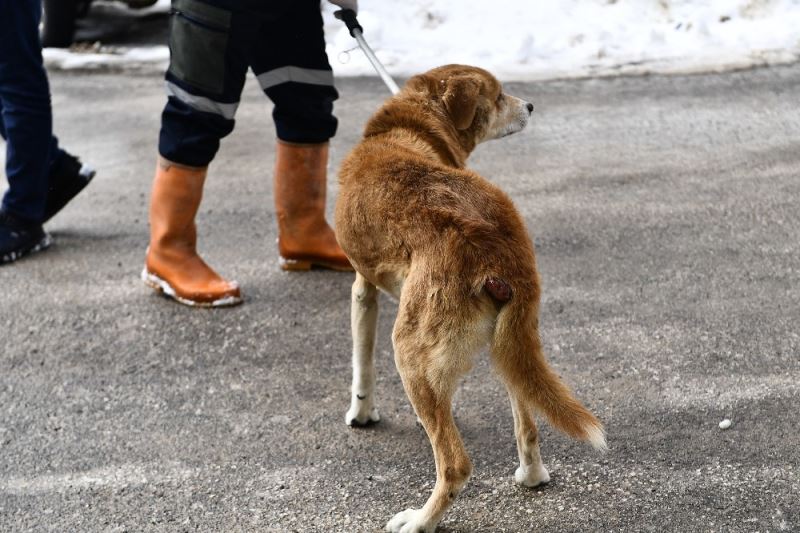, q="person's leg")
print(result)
[143,0,252,306]
[254,3,338,147]
[0,0,53,263]
[158,0,253,167]
[0,0,54,224]
[249,0,351,271]
[0,0,95,238]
